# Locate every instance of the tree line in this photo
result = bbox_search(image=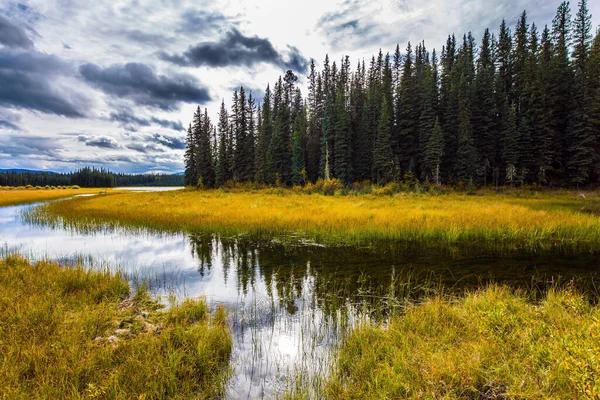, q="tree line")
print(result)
[0,168,184,187]
[185,0,600,189]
